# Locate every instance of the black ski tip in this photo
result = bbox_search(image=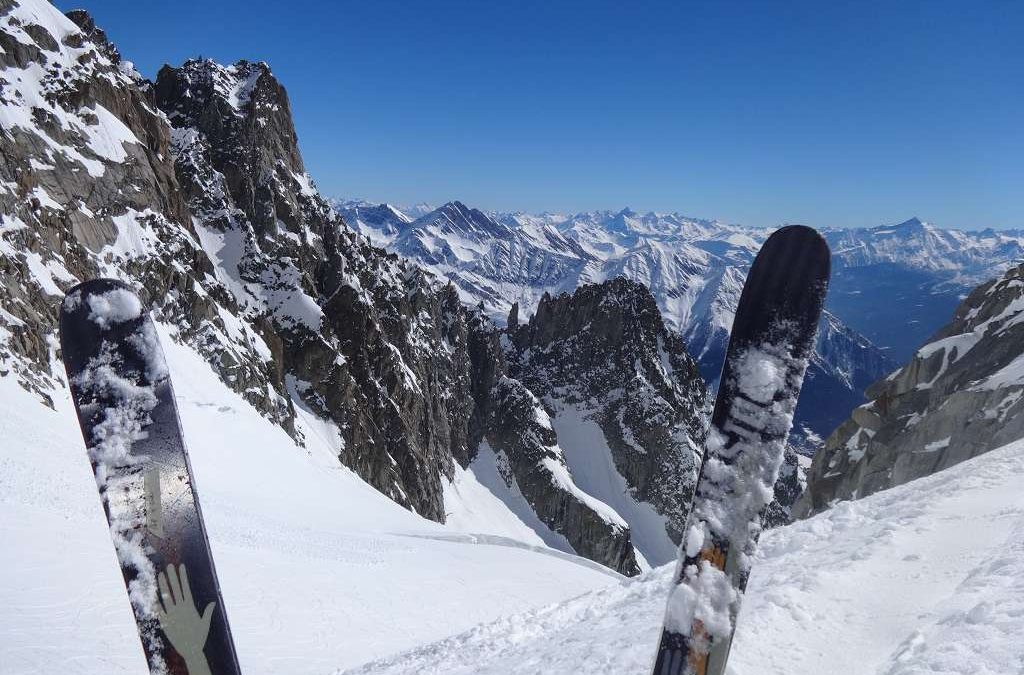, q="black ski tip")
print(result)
[60,277,135,312]
[59,278,149,380]
[761,224,831,270]
[743,224,831,314]
[765,225,827,260]
[771,223,826,240]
